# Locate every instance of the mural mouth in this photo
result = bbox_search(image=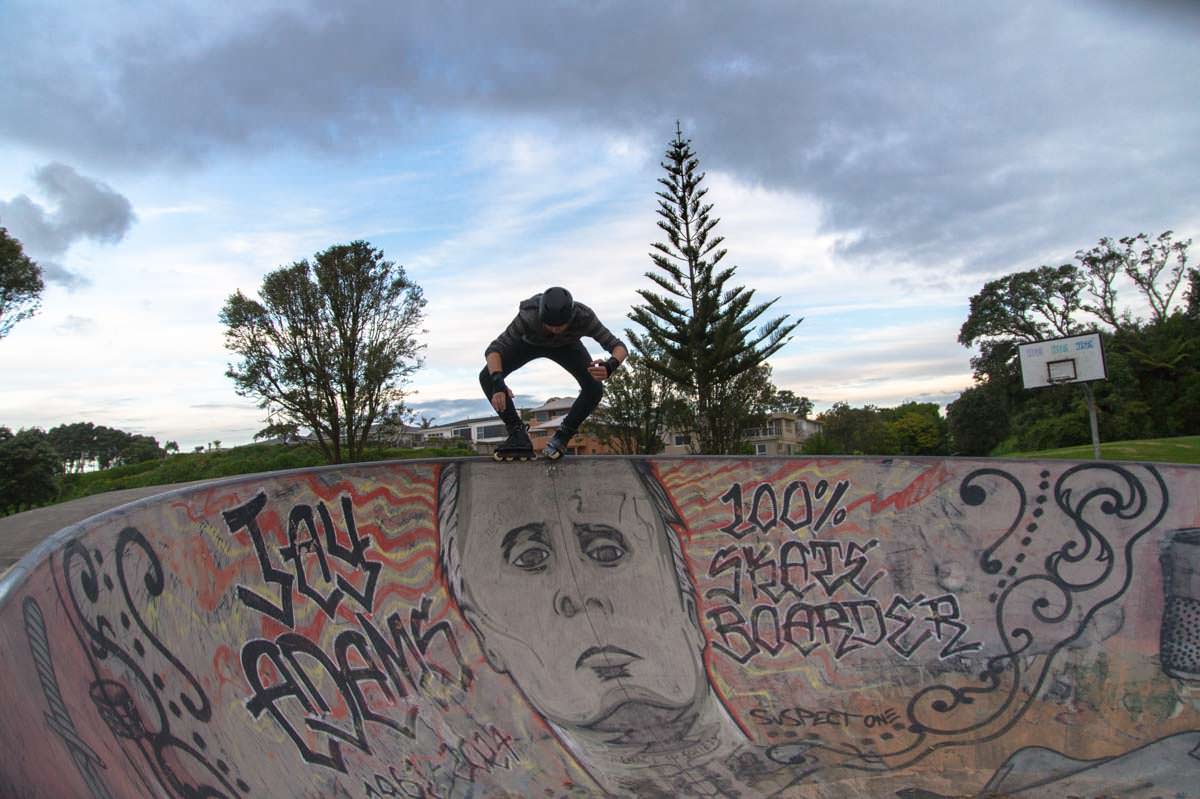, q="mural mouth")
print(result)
[575,645,641,680]
[583,699,696,743]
